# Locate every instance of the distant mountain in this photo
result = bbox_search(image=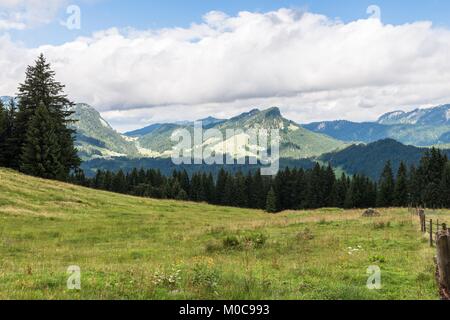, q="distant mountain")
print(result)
[197,116,225,127]
[70,104,140,160]
[320,139,450,180]
[303,120,390,143]
[0,96,10,104]
[125,123,164,137]
[377,105,450,125]
[124,117,226,137]
[0,96,18,105]
[305,104,450,146]
[7,95,450,176]
[132,107,347,160]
